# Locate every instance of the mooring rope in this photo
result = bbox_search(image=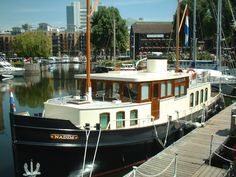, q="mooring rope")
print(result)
[89,128,102,177]
[212,141,236,152]
[213,151,233,163]
[81,129,91,177]
[134,155,176,177]
[164,118,170,147]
